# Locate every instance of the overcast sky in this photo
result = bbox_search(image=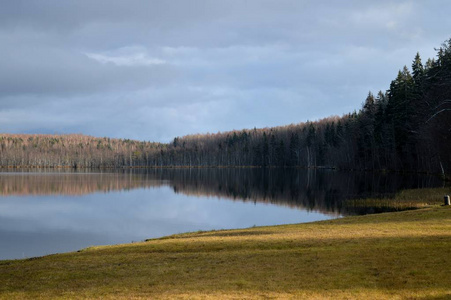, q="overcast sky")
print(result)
[0,1,450,142]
